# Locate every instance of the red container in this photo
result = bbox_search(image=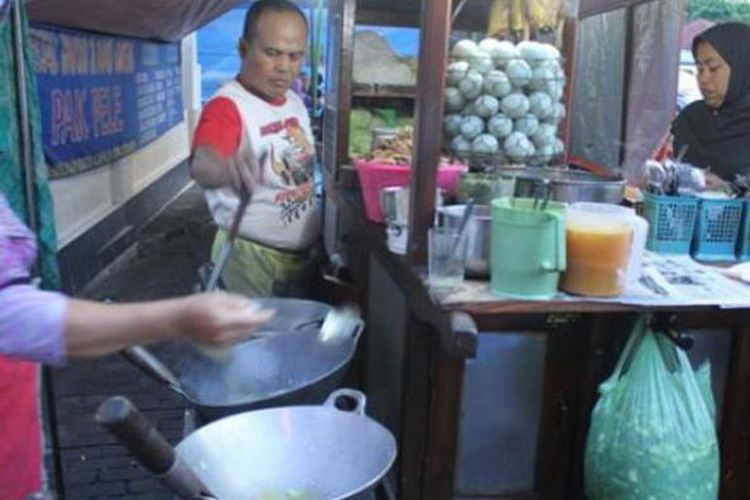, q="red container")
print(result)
[355,159,467,223]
